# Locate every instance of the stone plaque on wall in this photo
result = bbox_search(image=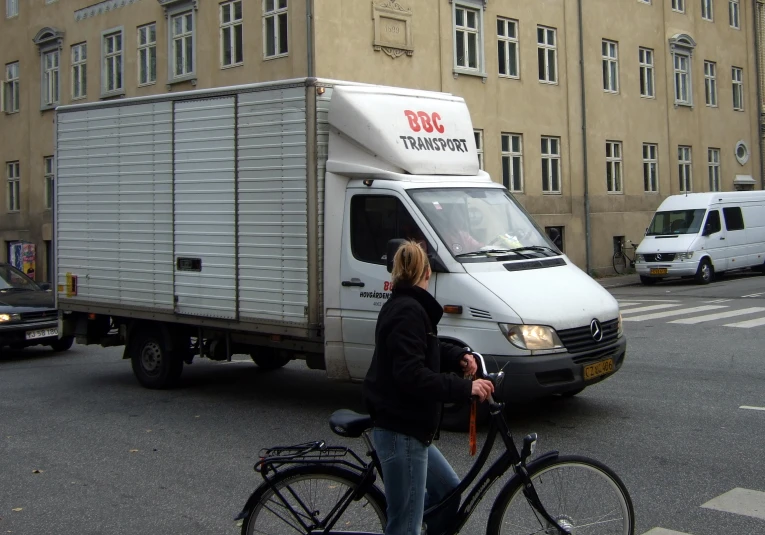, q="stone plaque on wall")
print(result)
[372,1,414,58]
